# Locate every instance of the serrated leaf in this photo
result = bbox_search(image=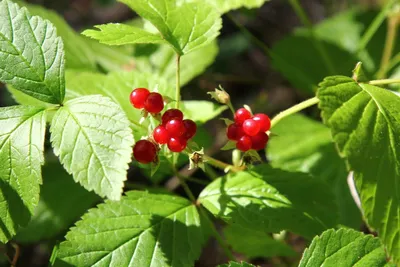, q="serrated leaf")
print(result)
[267,114,362,229]
[83,23,166,46]
[317,75,400,263]
[0,105,46,242]
[299,229,390,267]
[50,95,134,200]
[224,224,295,259]
[120,0,222,55]
[199,164,338,238]
[218,262,255,267]
[197,0,268,14]
[15,159,100,243]
[0,0,65,104]
[55,191,205,267]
